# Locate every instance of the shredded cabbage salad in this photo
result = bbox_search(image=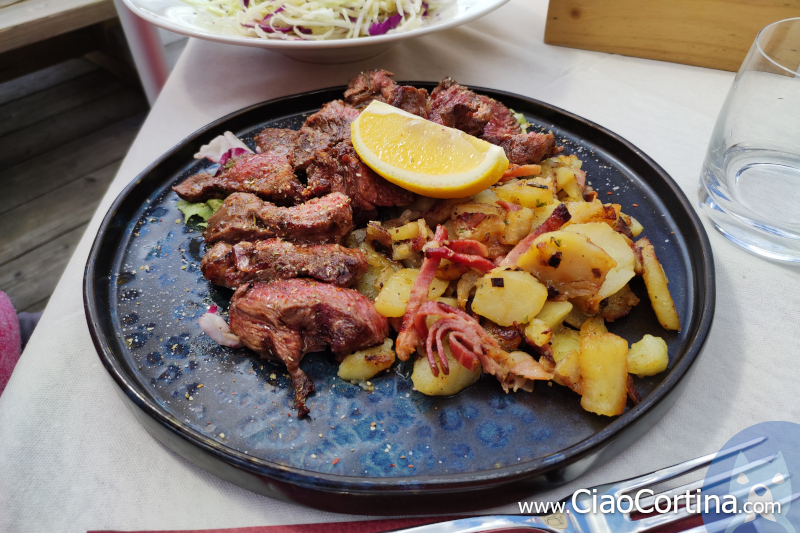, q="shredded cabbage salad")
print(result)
[182,0,456,41]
